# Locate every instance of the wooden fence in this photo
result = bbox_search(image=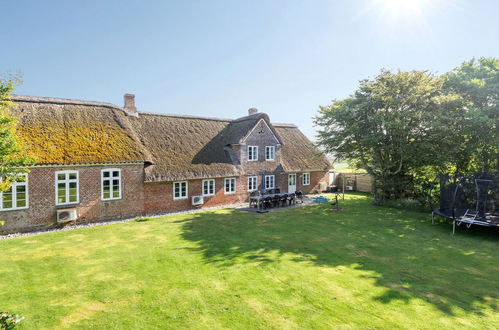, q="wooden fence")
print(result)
[332,173,373,193]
